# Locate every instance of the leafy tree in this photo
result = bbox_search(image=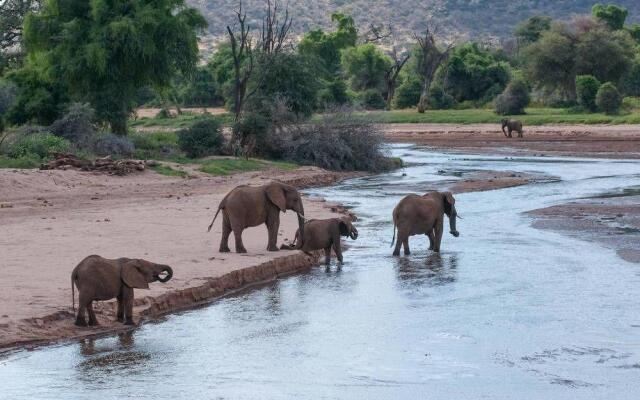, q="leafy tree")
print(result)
[22,0,206,135]
[361,89,386,109]
[575,28,634,84]
[592,3,628,30]
[514,15,552,45]
[341,44,391,92]
[178,66,223,107]
[575,75,601,111]
[524,29,577,101]
[627,24,640,43]
[394,76,422,109]
[0,0,40,71]
[443,43,510,103]
[494,79,530,115]
[621,56,640,96]
[178,117,225,158]
[596,82,622,114]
